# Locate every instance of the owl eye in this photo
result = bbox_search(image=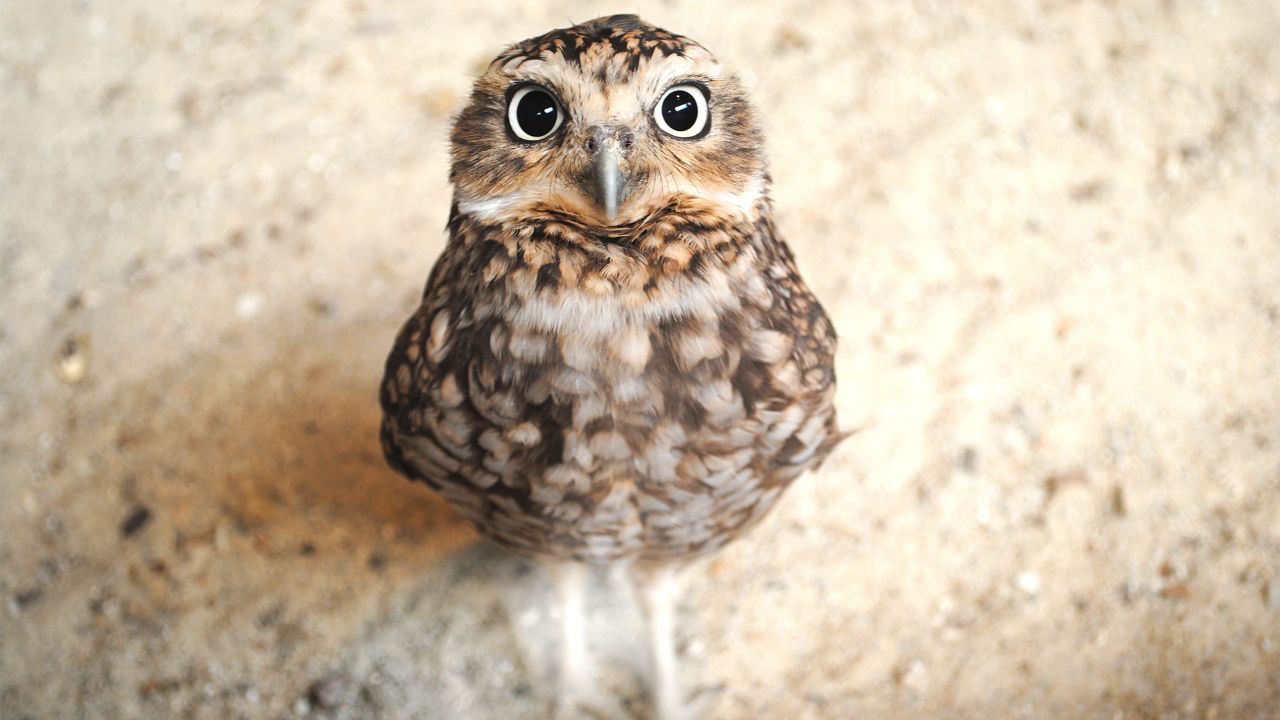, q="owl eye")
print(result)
[507,85,562,142]
[654,84,709,139]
